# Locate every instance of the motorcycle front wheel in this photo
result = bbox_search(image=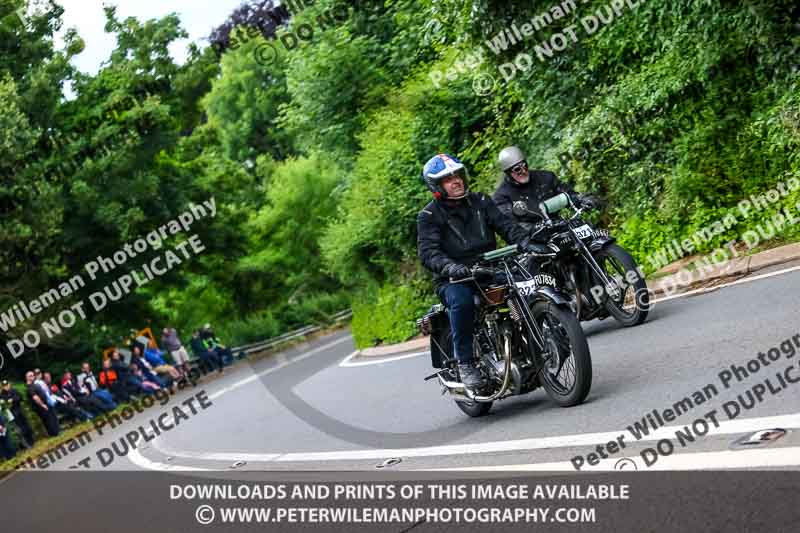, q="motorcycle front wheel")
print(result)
[595,243,649,326]
[532,301,592,407]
